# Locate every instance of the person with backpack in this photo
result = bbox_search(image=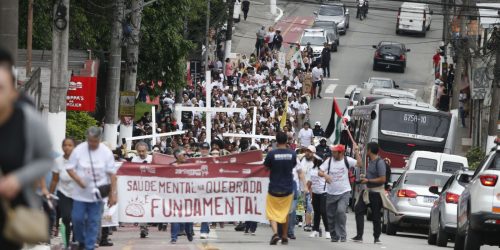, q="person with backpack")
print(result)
[318,144,361,242]
[351,142,397,244]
